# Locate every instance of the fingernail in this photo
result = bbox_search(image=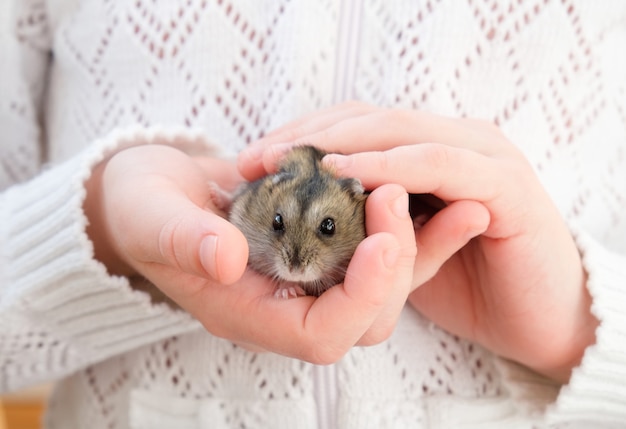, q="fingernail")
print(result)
[265,143,295,169]
[383,247,401,269]
[391,193,408,219]
[323,154,350,171]
[200,235,219,278]
[269,143,293,159]
[242,144,263,161]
